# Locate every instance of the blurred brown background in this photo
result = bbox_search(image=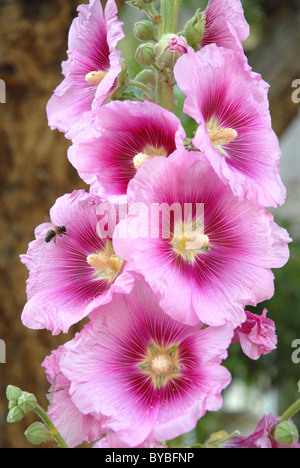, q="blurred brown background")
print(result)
[0,0,299,448]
